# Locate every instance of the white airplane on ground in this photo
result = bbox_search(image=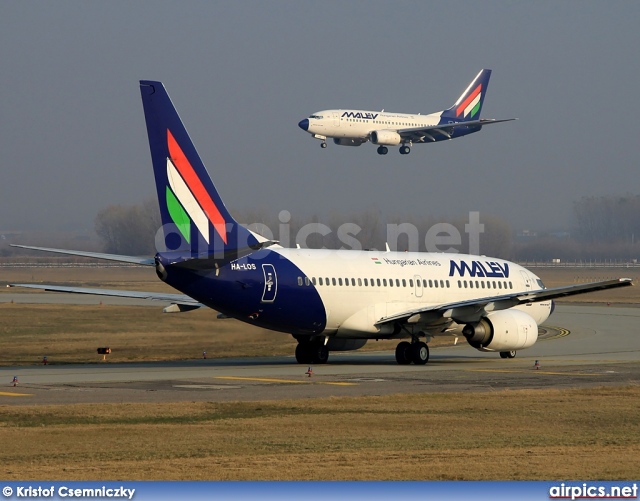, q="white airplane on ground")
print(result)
[298,69,516,155]
[11,81,632,366]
